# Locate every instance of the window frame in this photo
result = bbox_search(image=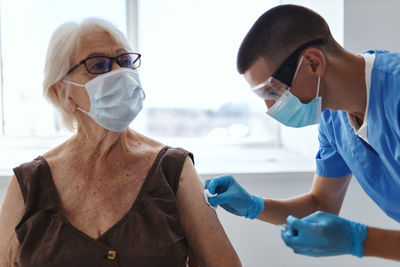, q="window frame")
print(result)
[0,2,4,136]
